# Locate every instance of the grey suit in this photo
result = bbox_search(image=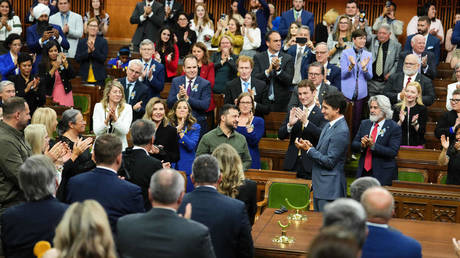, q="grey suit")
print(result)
[306,117,350,211]
[130,1,165,51]
[287,82,338,110]
[116,208,216,258]
[367,36,401,96]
